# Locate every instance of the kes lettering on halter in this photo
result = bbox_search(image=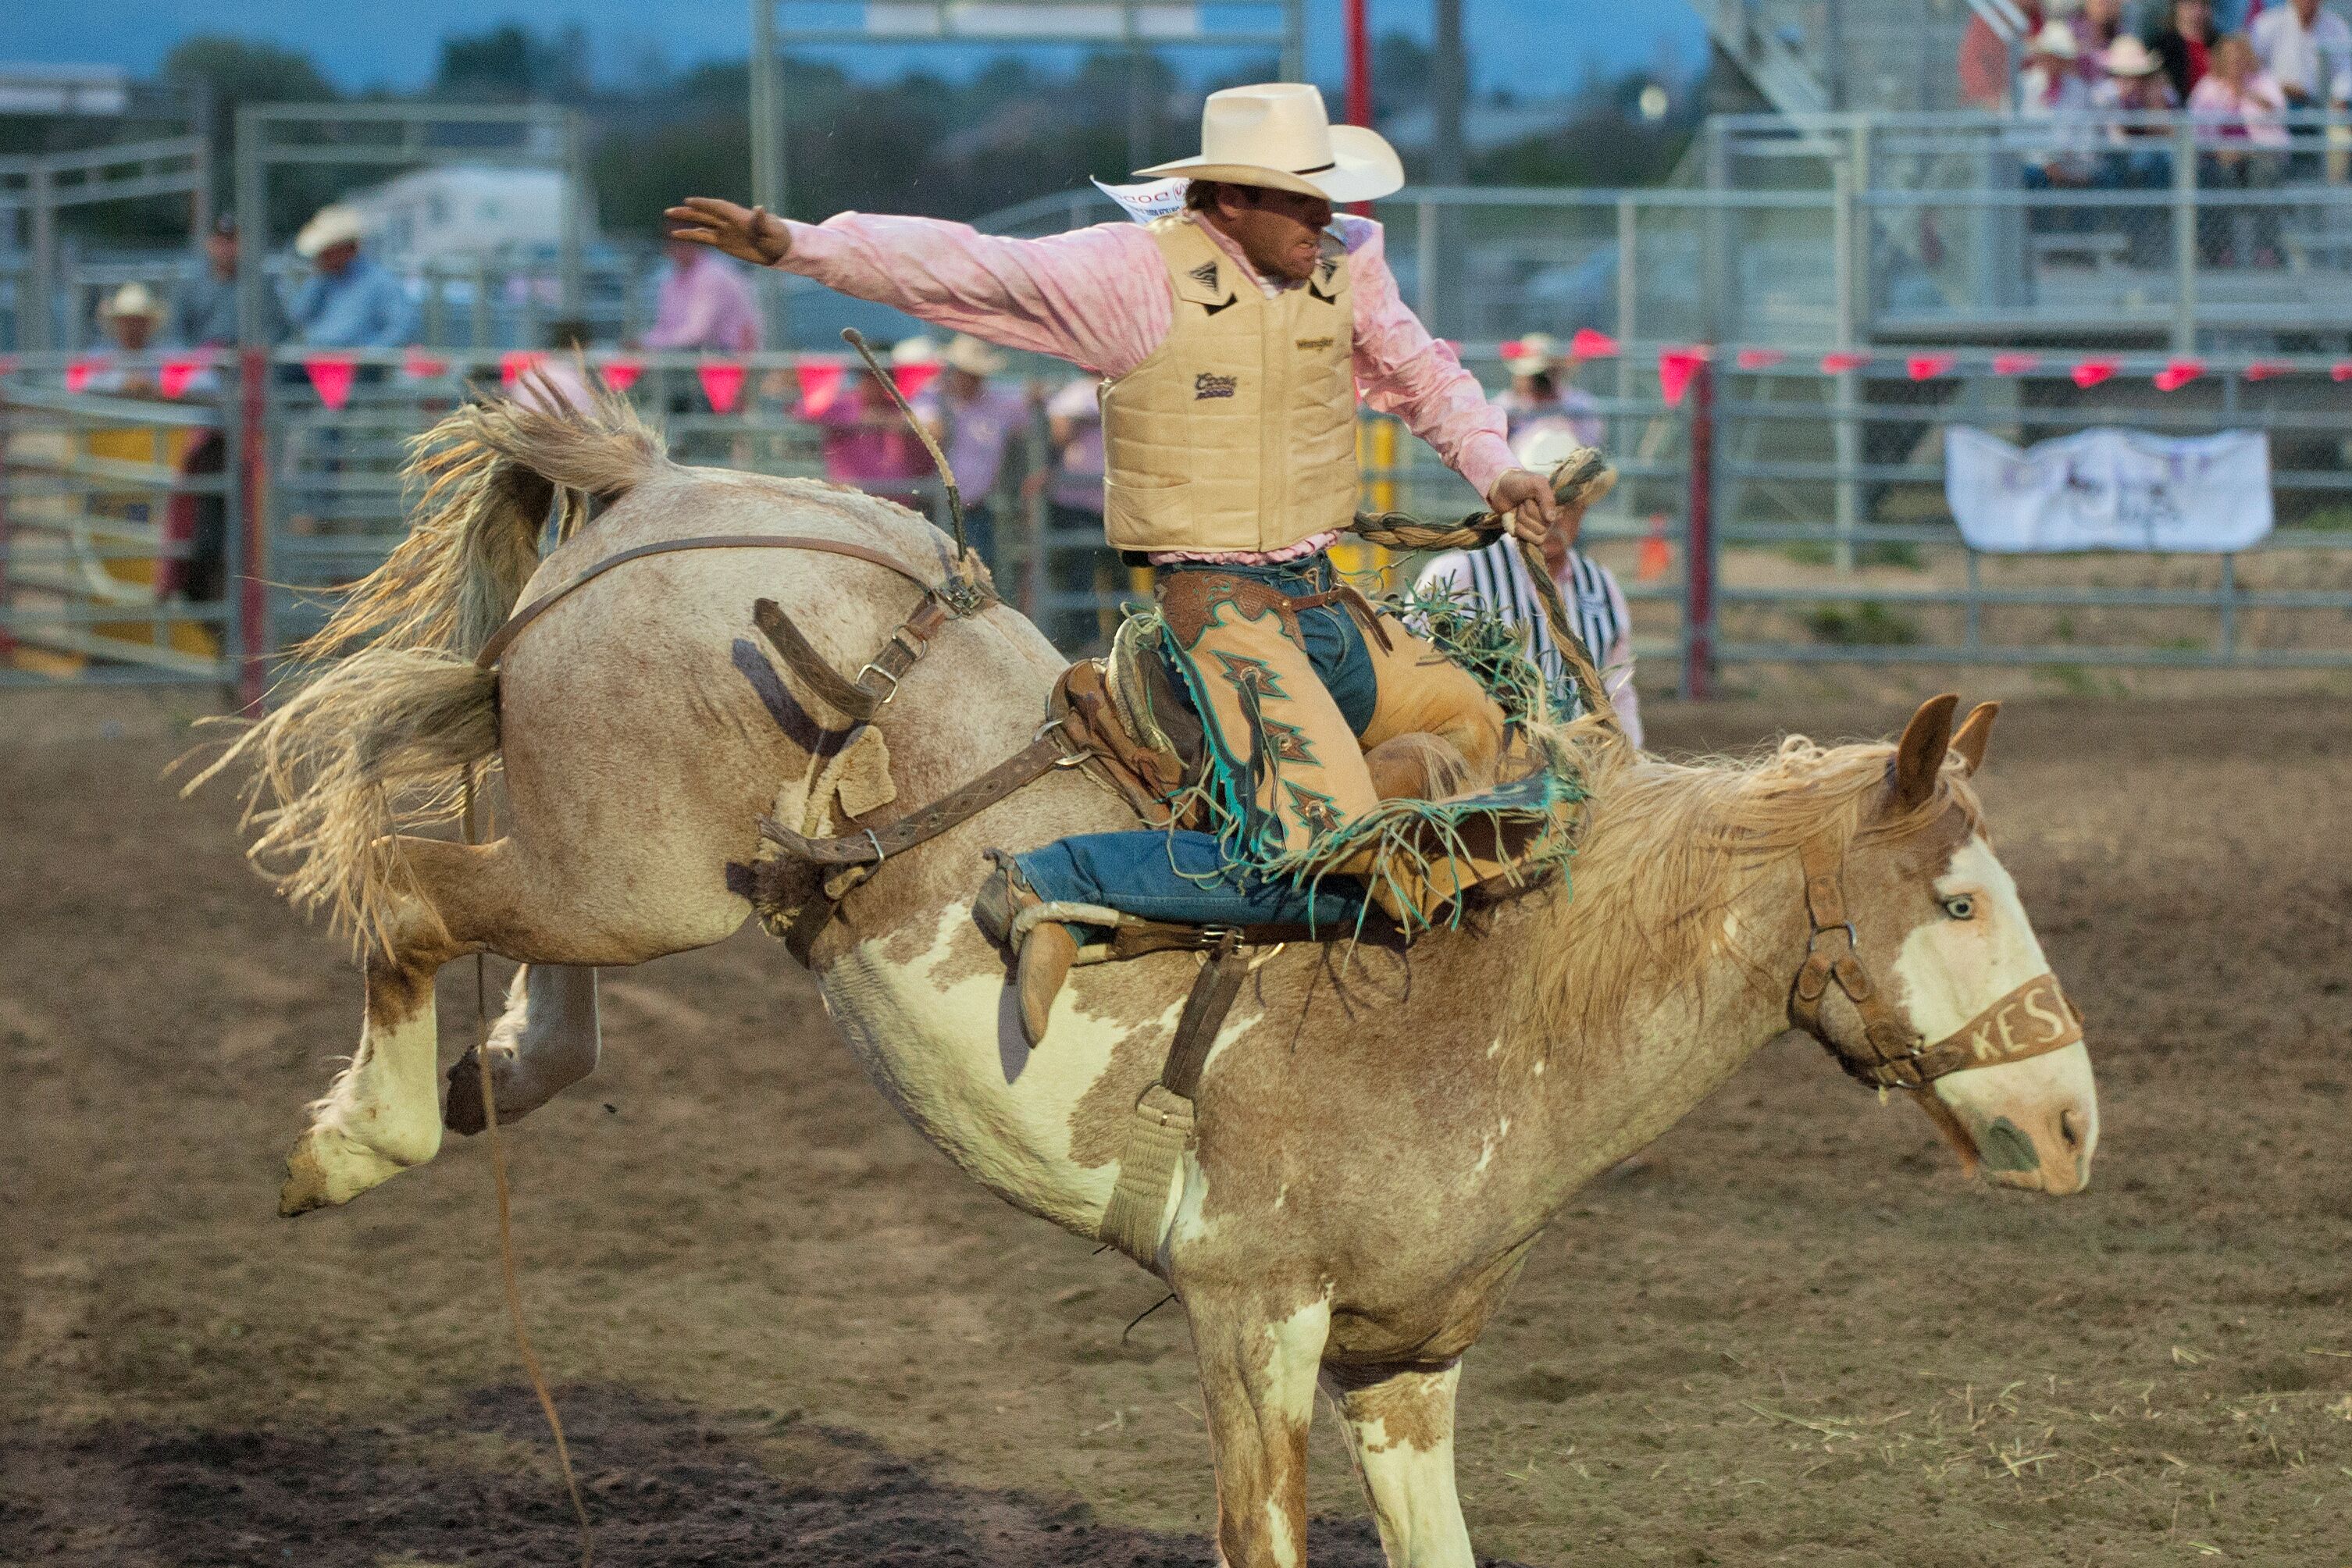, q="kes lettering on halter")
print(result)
[1787,828,2083,1090]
